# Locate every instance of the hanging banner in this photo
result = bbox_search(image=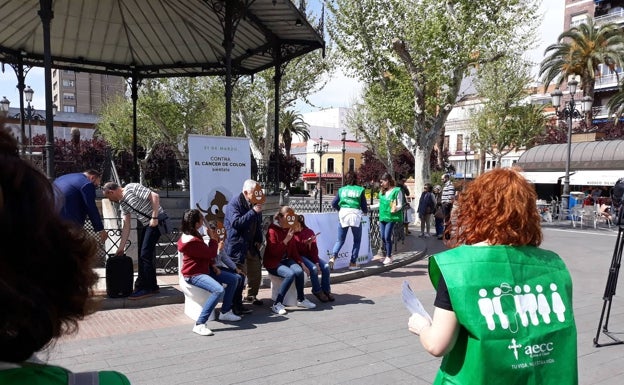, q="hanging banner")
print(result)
[188,135,251,225]
[302,212,372,270]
